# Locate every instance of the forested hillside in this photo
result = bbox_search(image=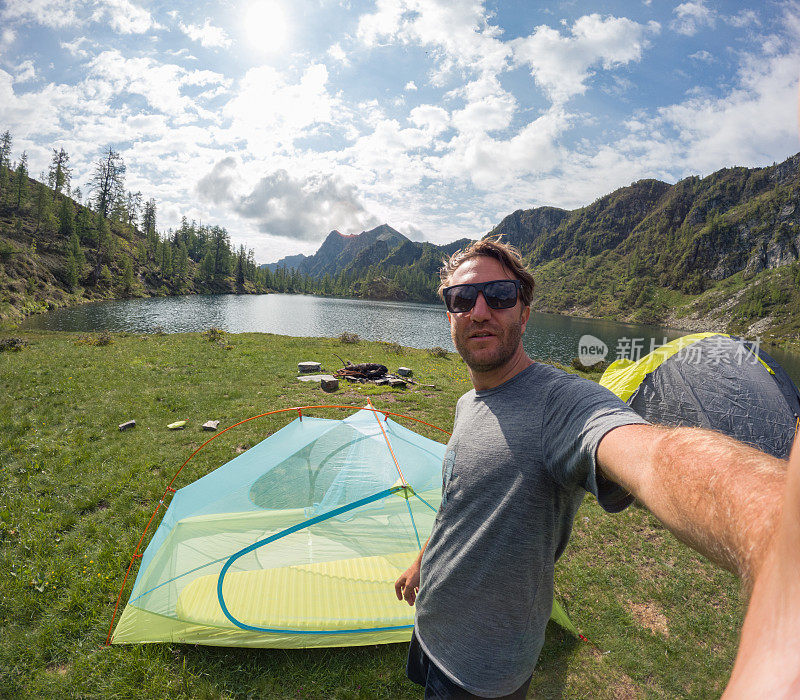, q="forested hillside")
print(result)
[0,131,267,324]
[488,154,800,343]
